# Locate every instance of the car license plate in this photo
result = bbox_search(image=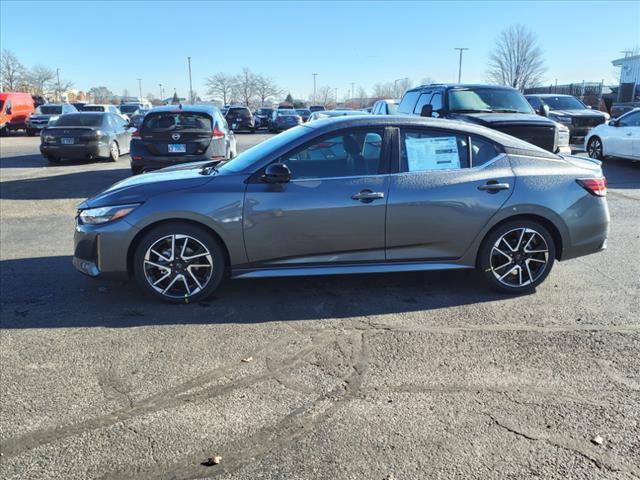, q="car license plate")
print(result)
[232,123,237,129]
[62,137,74,145]
[168,144,186,153]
